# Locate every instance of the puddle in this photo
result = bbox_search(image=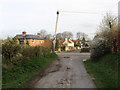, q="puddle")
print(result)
[66,67,70,69]
[48,64,61,73]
